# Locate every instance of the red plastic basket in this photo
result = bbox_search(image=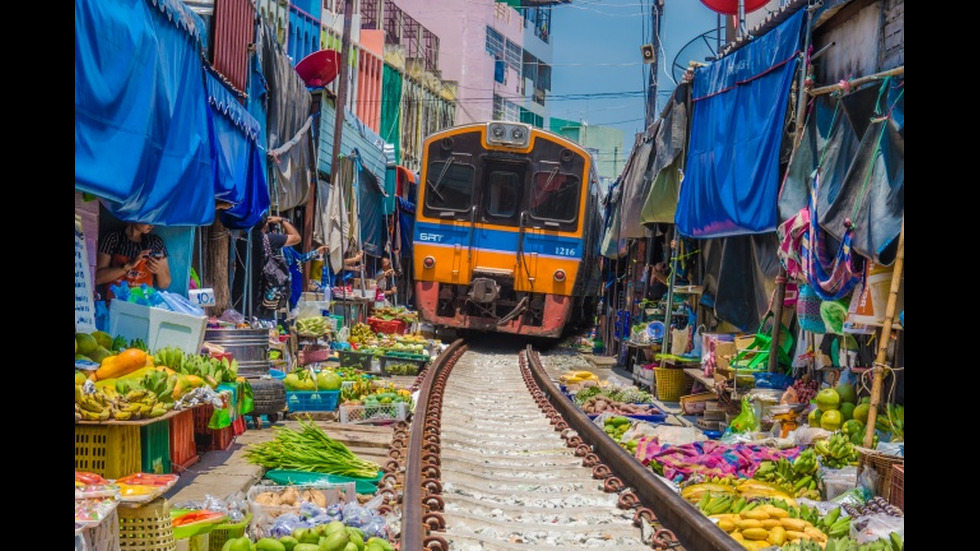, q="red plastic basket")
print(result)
[367,317,407,335]
[193,404,236,452]
[169,409,198,472]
